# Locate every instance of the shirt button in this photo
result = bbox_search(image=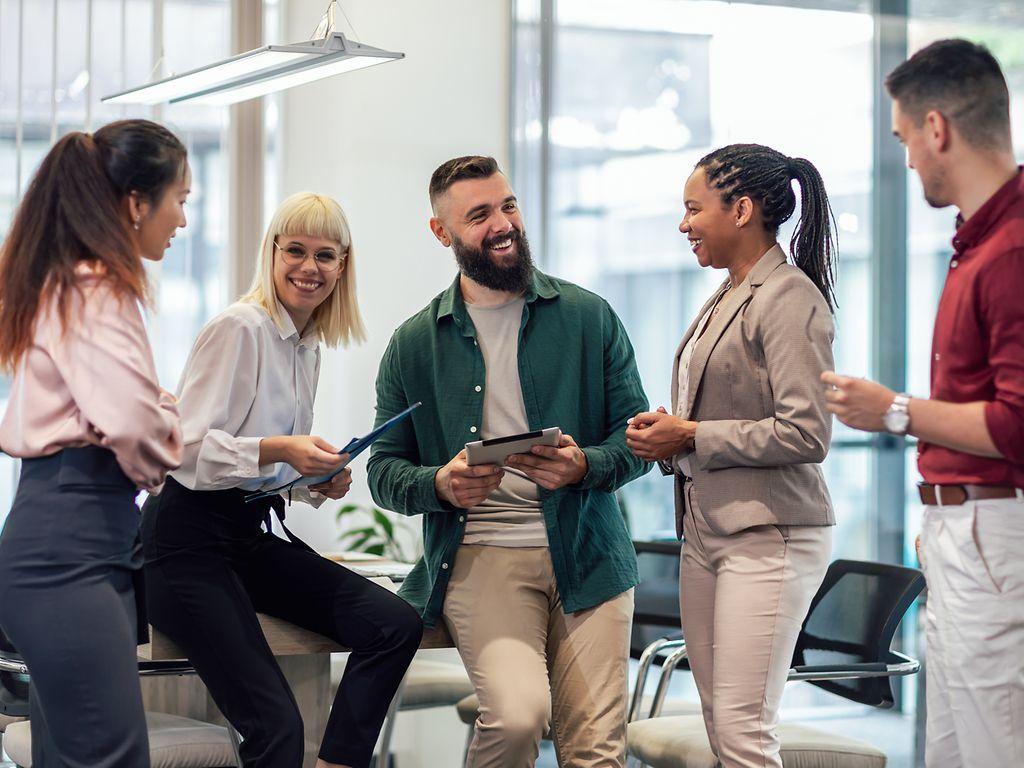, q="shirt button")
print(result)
[473,340,478,346]
[470,426,478,433]
[458,515,465,523]
[441,562,449,570]
[475,385,482,392]
[934,353,941,361]
[950,260,959,269]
